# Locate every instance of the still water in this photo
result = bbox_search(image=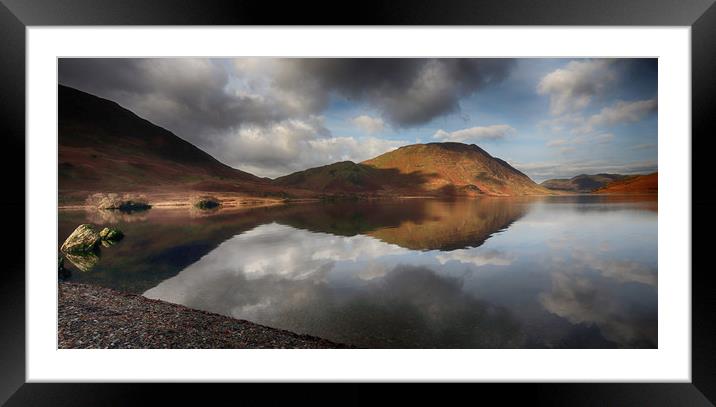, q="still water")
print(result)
[58,196,657,348]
